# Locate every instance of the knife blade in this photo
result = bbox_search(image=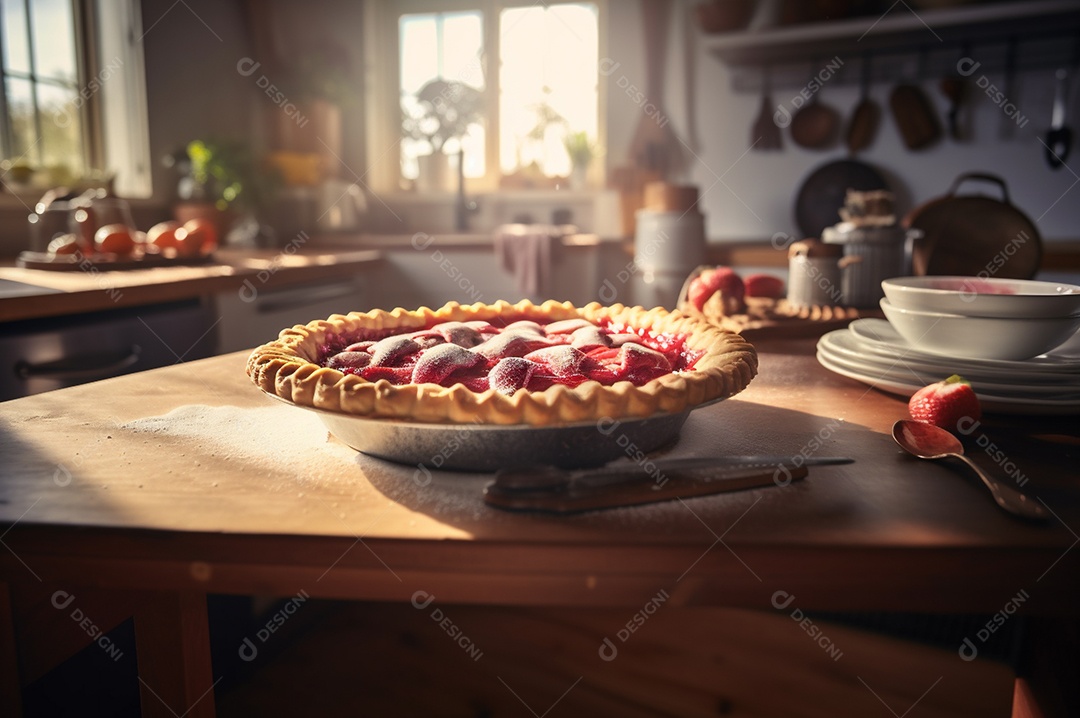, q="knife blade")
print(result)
[494,455,853,492]
[484,463,812,514]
